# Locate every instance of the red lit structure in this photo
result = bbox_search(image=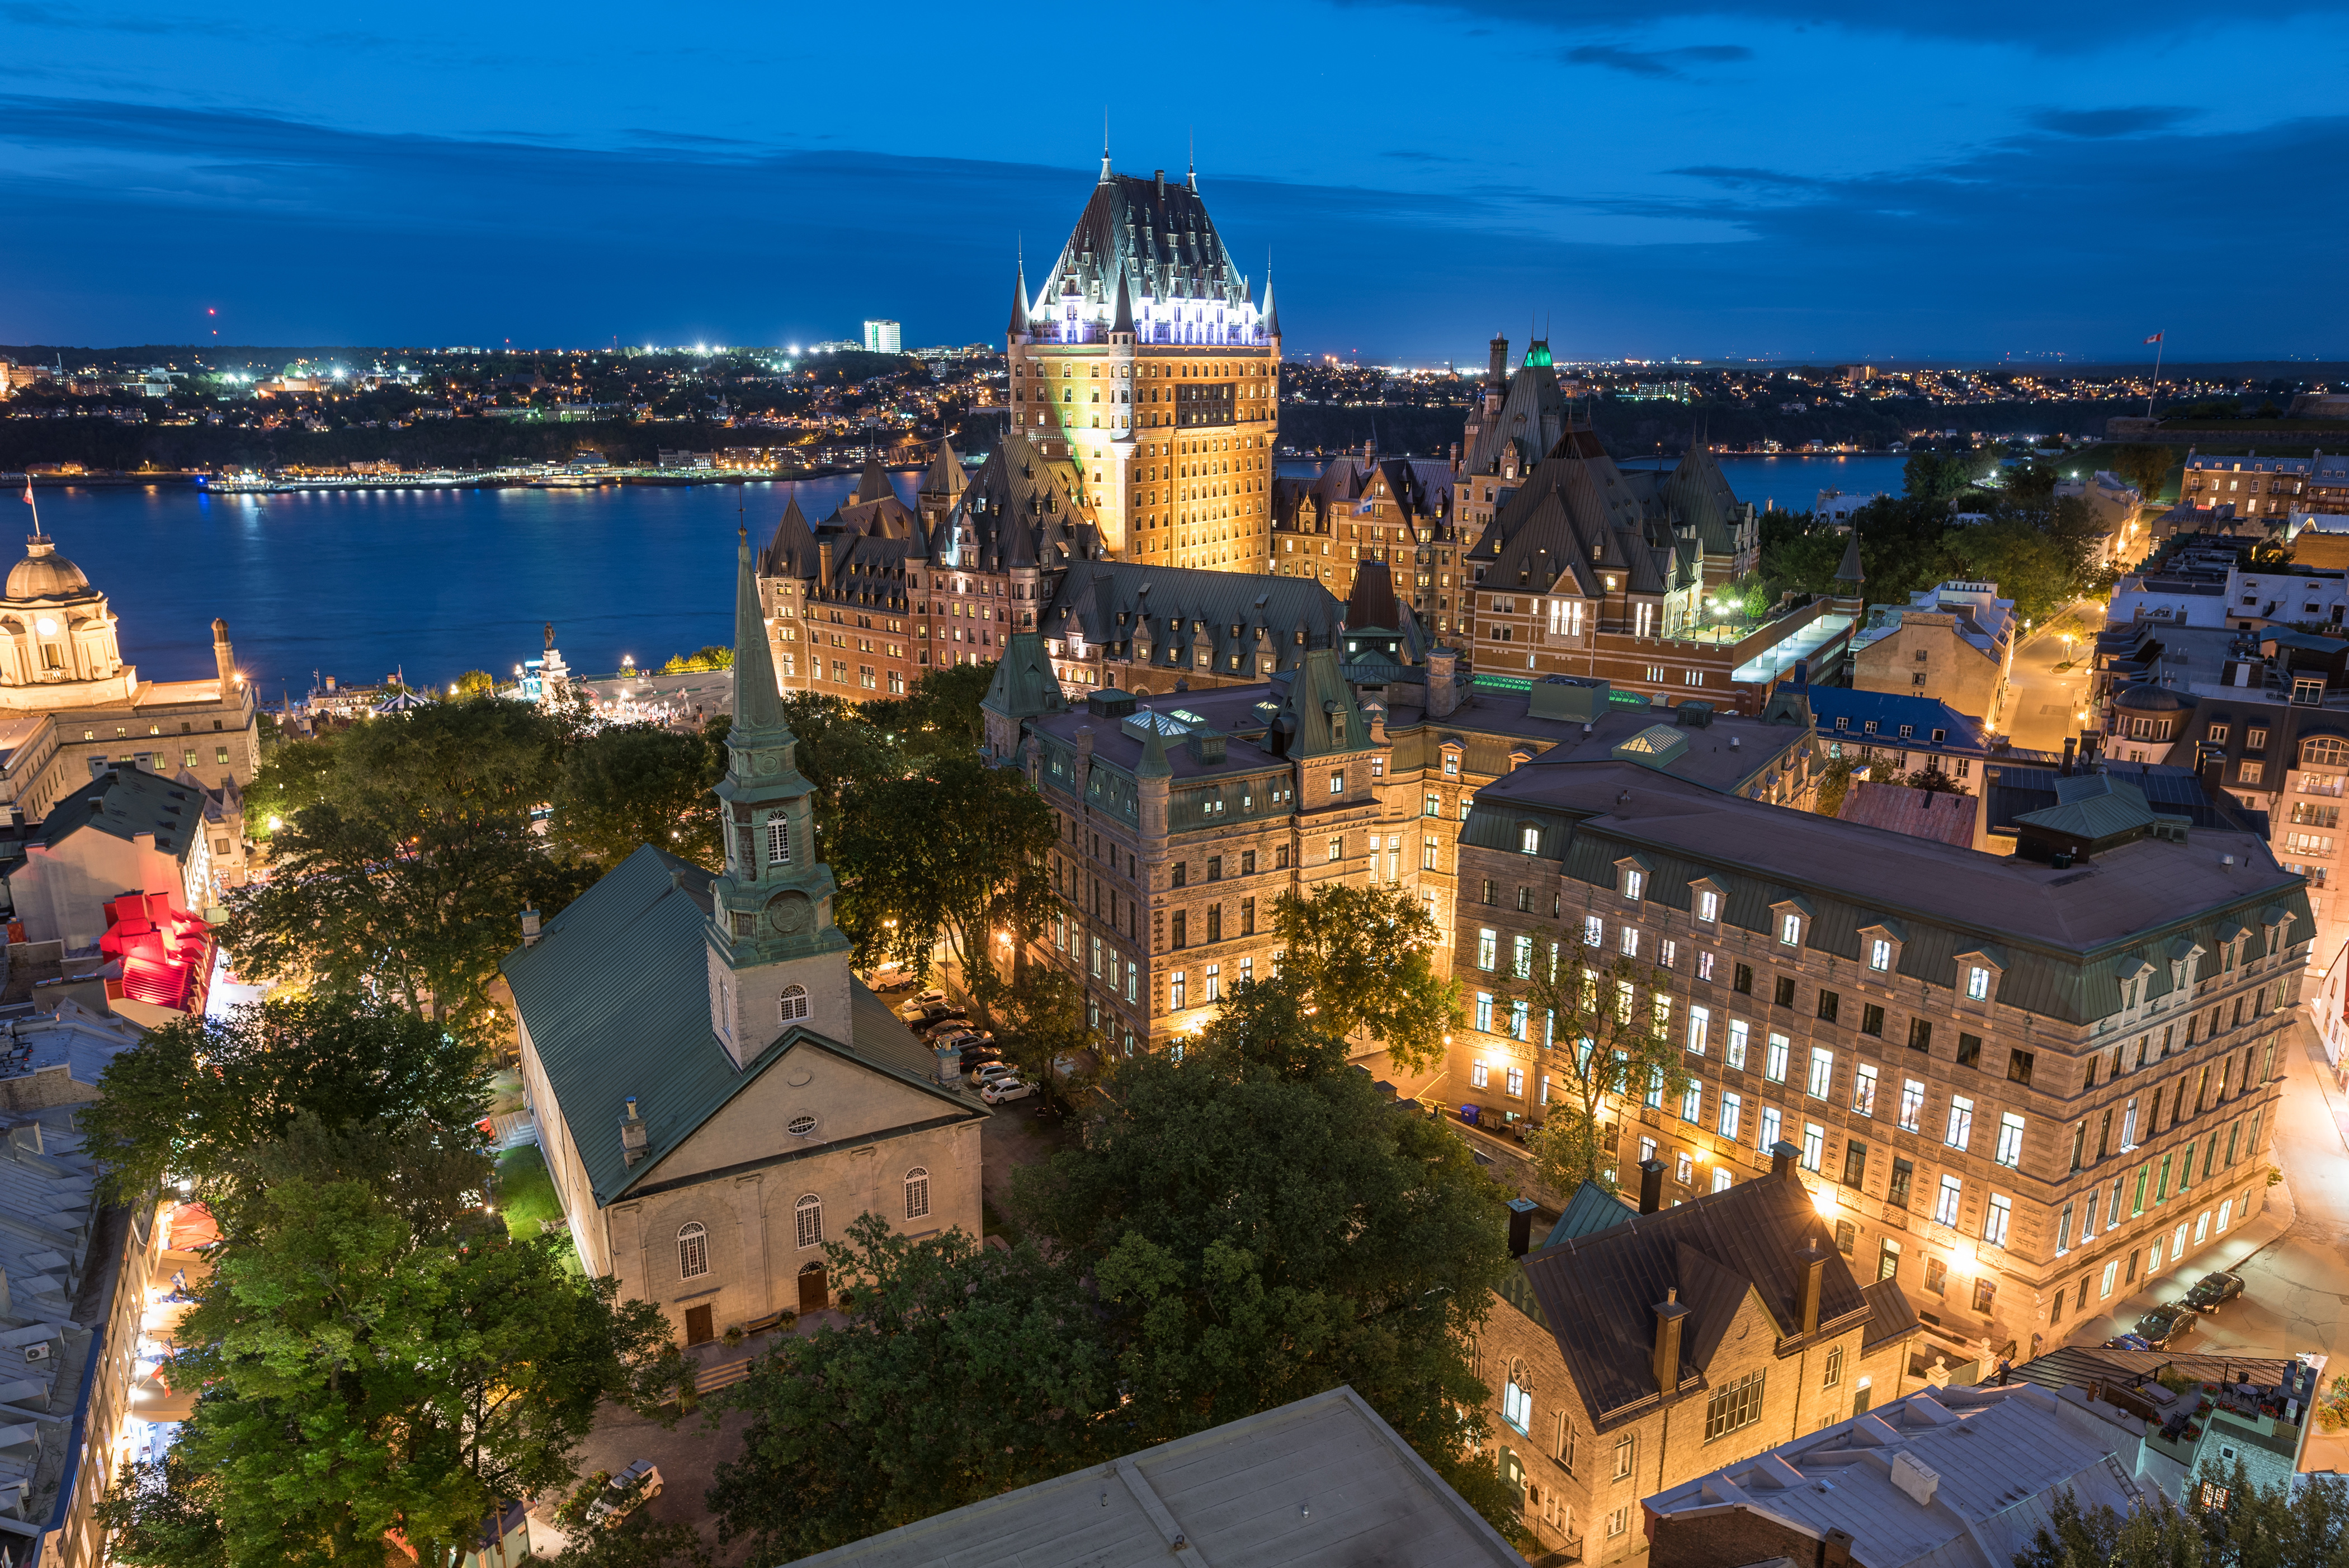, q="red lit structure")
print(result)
[96,891,213,1024]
